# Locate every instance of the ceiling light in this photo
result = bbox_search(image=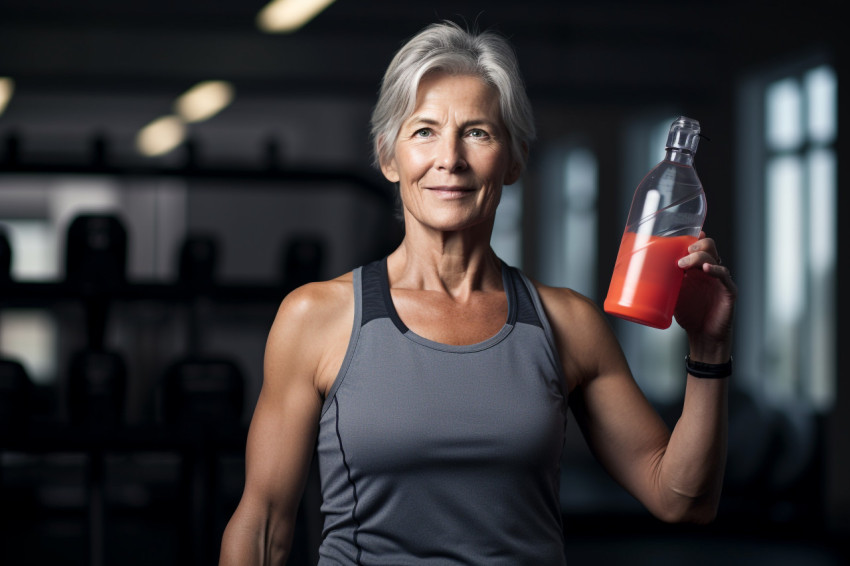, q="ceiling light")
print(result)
[136,115,186,157]
[174,80,235,123]
[0,77,15,116]
[257,0,336,33]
